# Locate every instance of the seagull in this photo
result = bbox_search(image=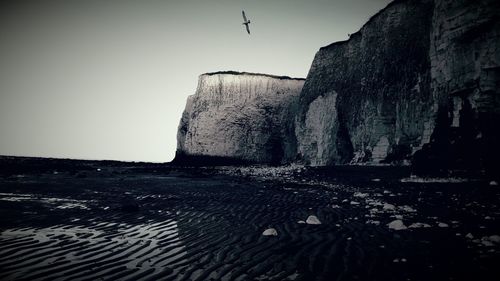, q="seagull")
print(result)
[242,10,251,34]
